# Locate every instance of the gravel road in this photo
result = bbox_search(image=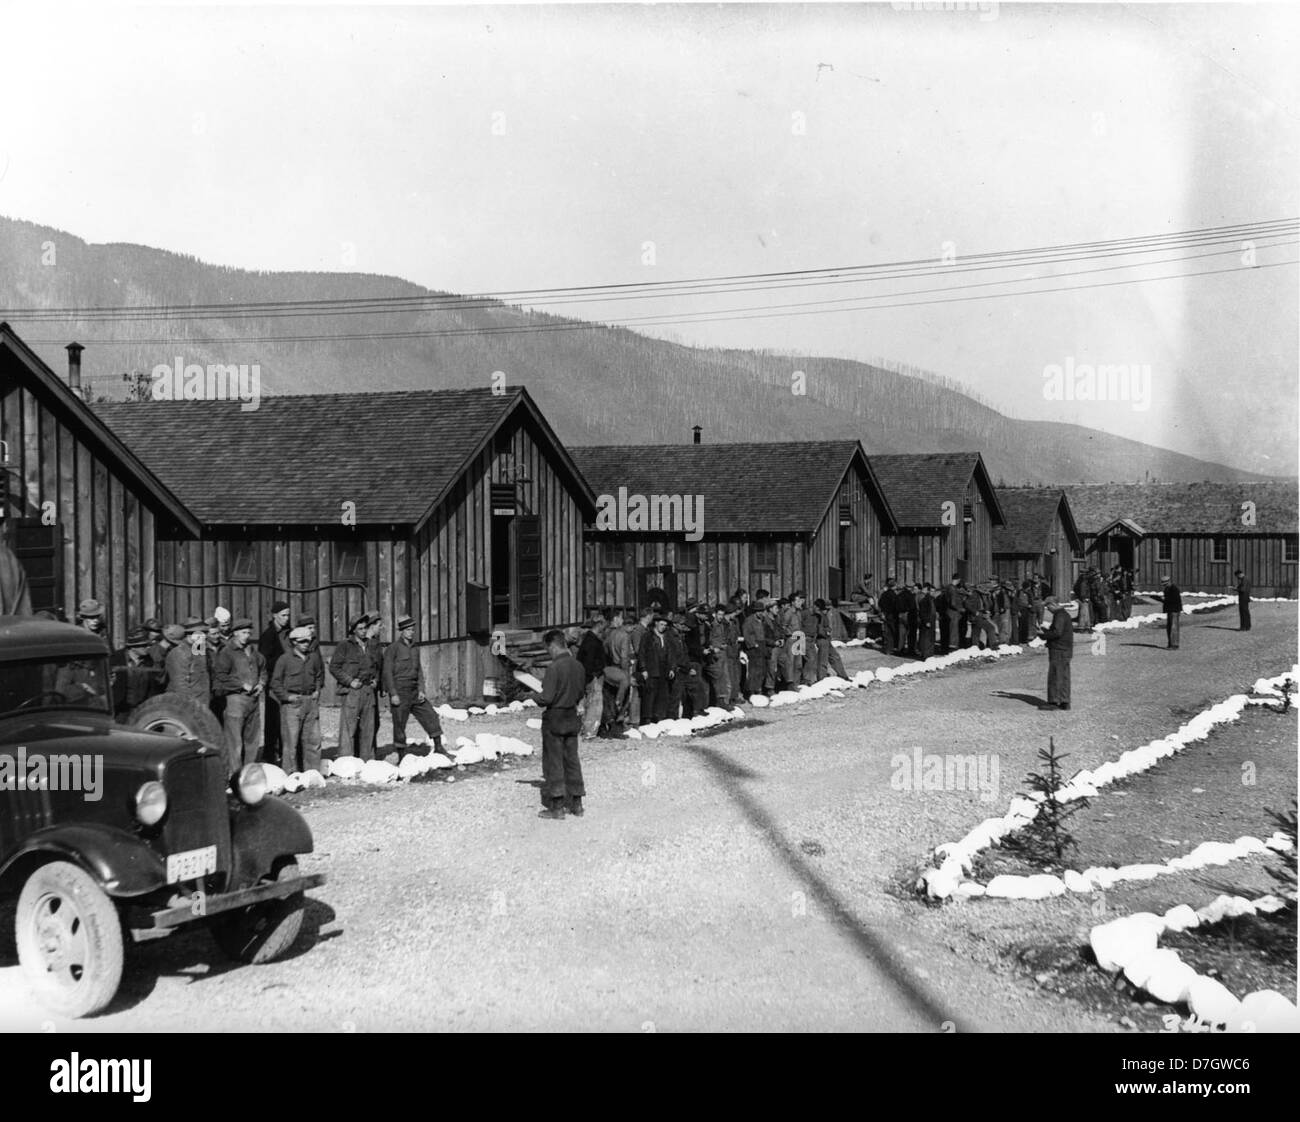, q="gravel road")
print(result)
[1,602,1294,1032]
